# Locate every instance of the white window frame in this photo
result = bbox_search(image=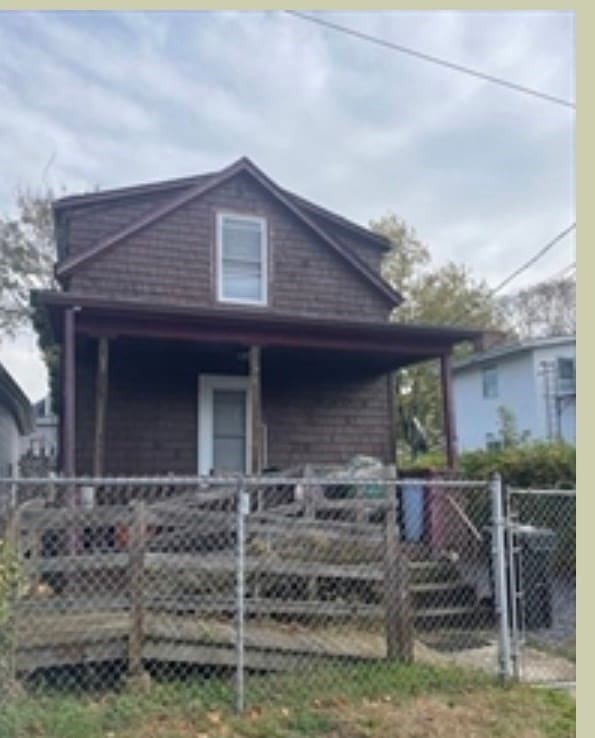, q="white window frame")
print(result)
[216,212,268,306]
[198,374,252,475]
